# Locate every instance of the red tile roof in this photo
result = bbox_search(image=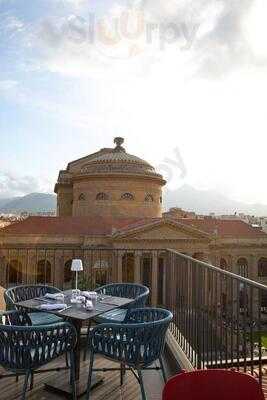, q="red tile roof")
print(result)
[177,218,267,238]
[0,216,266,239]
[0,216,153,236]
